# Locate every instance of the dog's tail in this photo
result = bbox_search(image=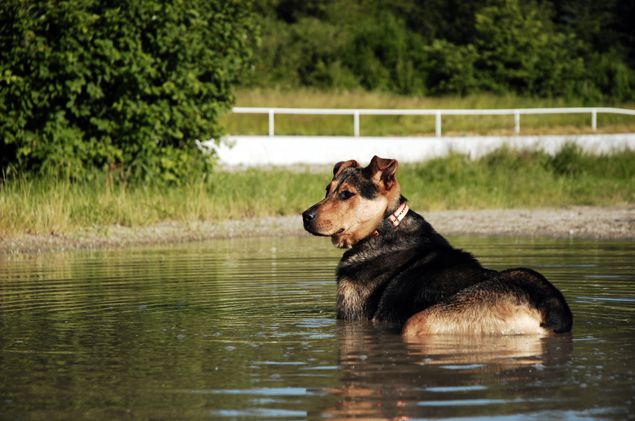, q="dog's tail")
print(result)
[499,268,573,333]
